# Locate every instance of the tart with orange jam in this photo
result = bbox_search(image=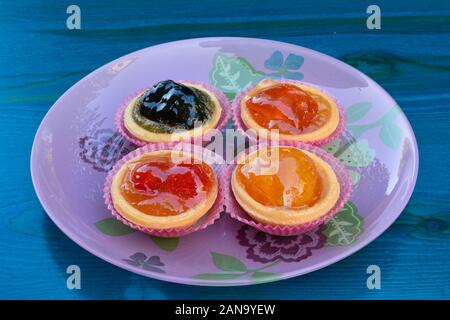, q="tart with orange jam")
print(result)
[231,145,340,226]
[111,149,218,229]
[239,78,341,143]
